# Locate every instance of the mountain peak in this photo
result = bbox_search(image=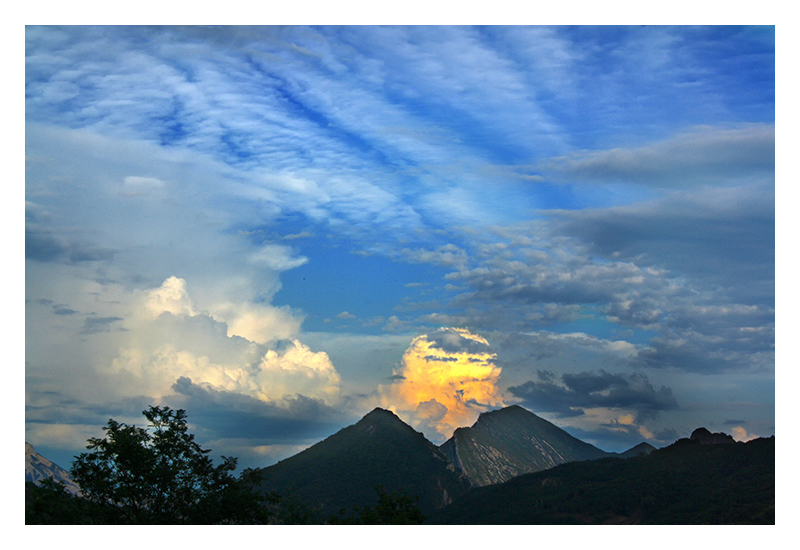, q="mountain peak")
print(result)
[441,405,609,487]
[618,441,657,458]
[361,407,400,420]
[256,408,470,515]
